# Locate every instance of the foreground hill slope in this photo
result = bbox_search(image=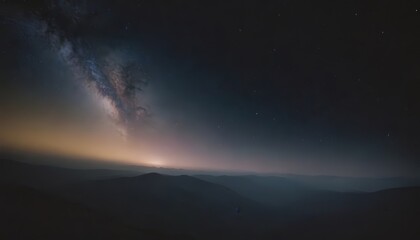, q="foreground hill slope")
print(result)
[61,173,275,240]
[0,185,190,240]
[272,187,420,240]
